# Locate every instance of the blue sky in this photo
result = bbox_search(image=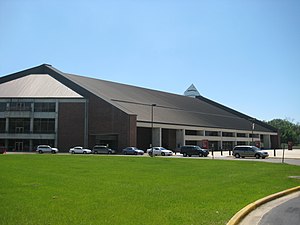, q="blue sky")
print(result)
[1,0,299,123]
